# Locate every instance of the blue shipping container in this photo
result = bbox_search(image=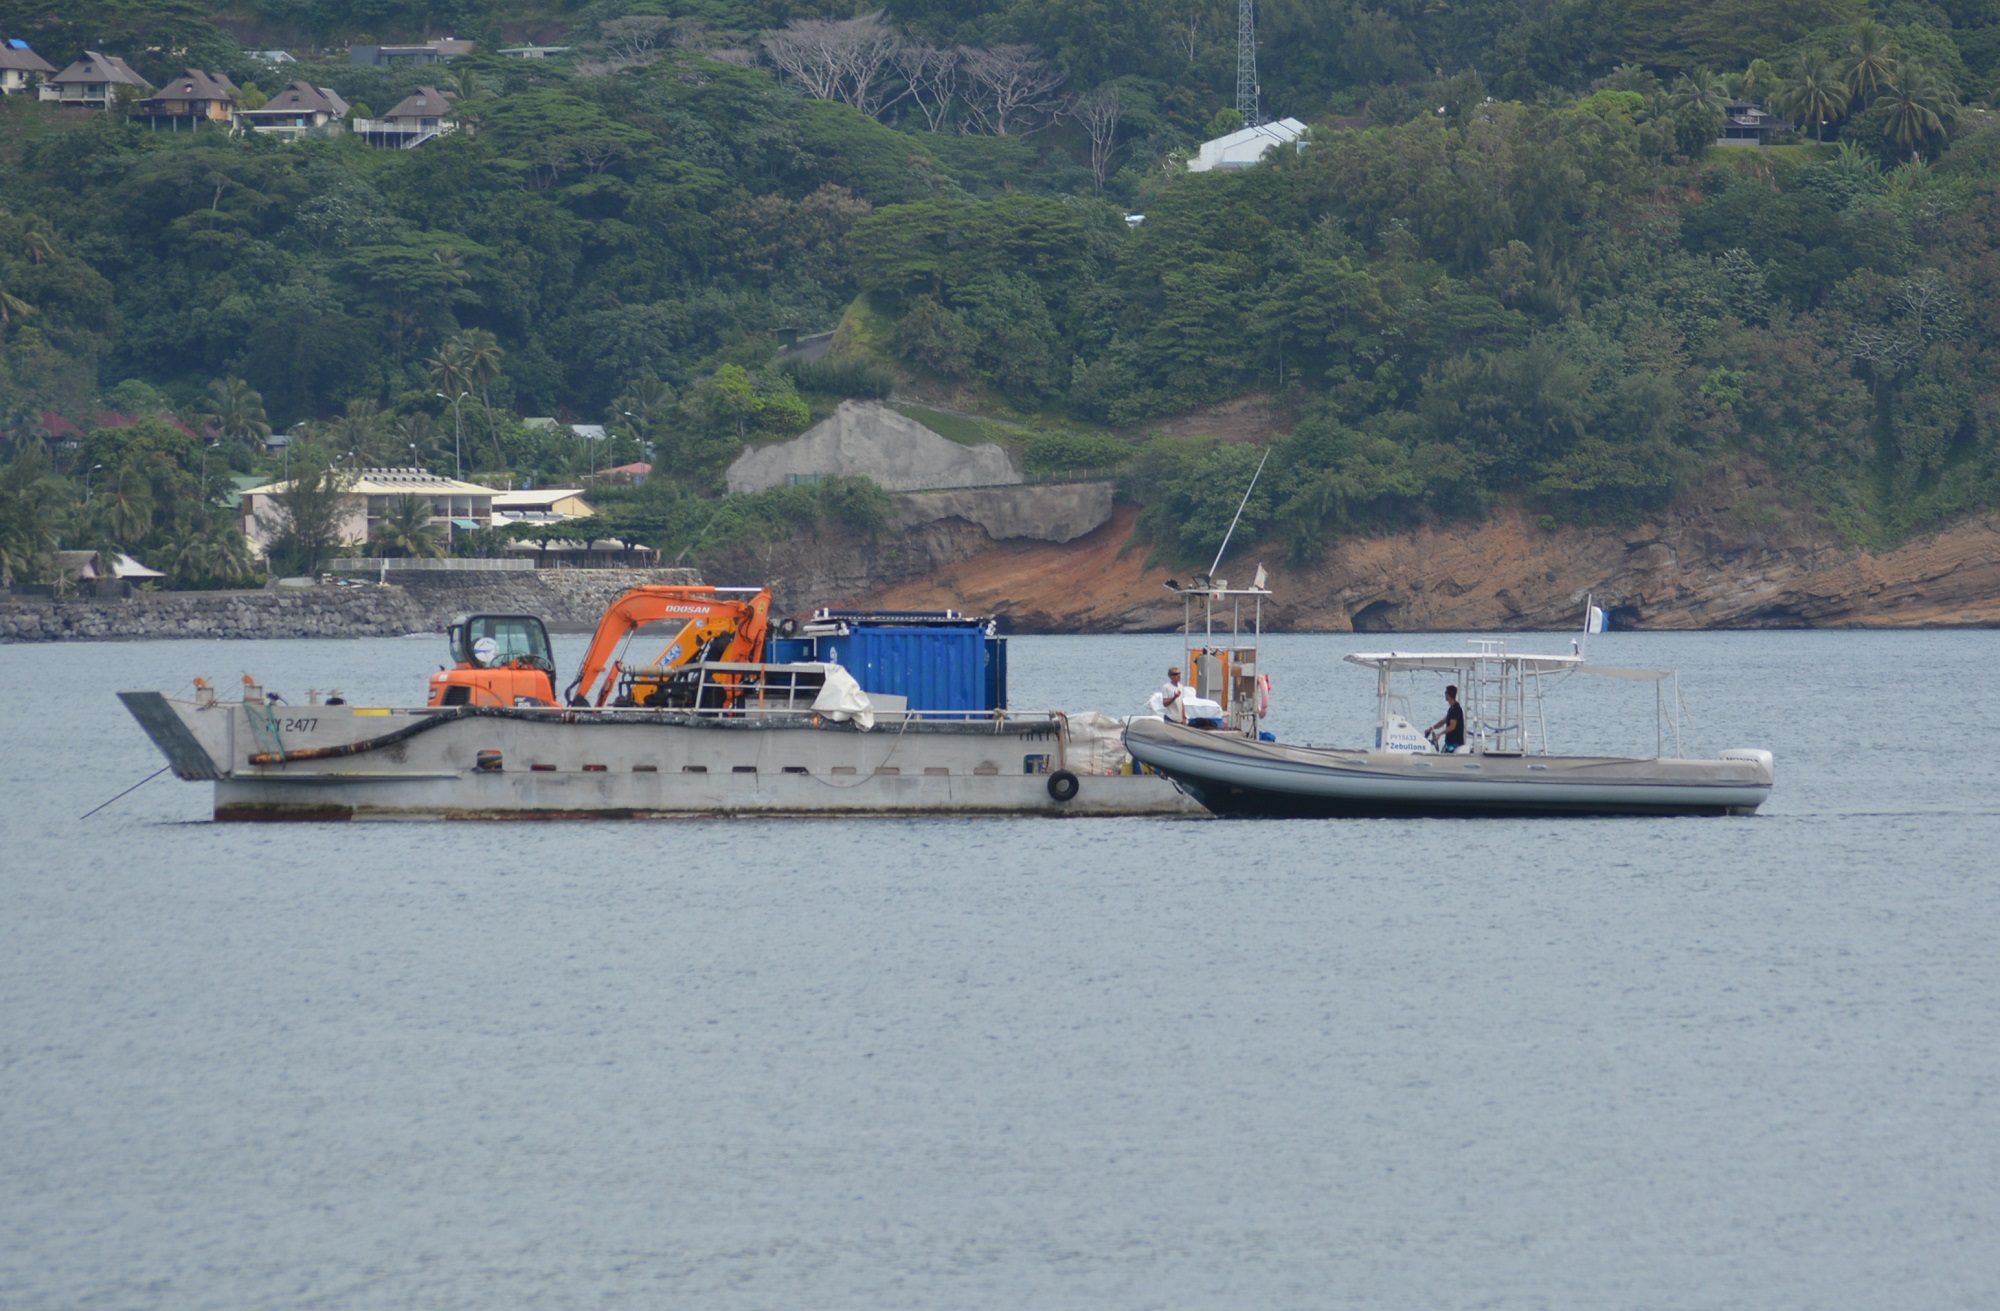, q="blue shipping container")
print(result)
[767,637,815,664]
[816,626,989,712]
